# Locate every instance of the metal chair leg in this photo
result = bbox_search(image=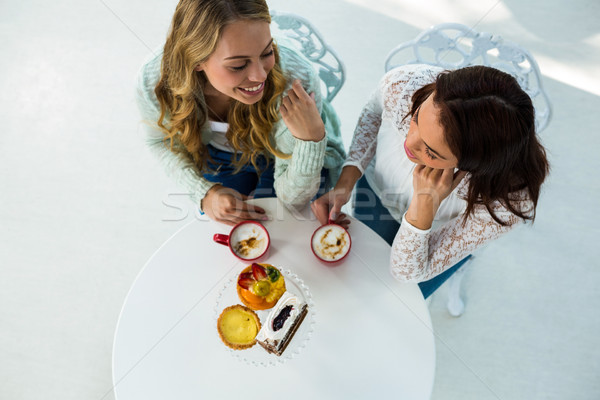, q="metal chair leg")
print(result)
[446,257,472,317]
